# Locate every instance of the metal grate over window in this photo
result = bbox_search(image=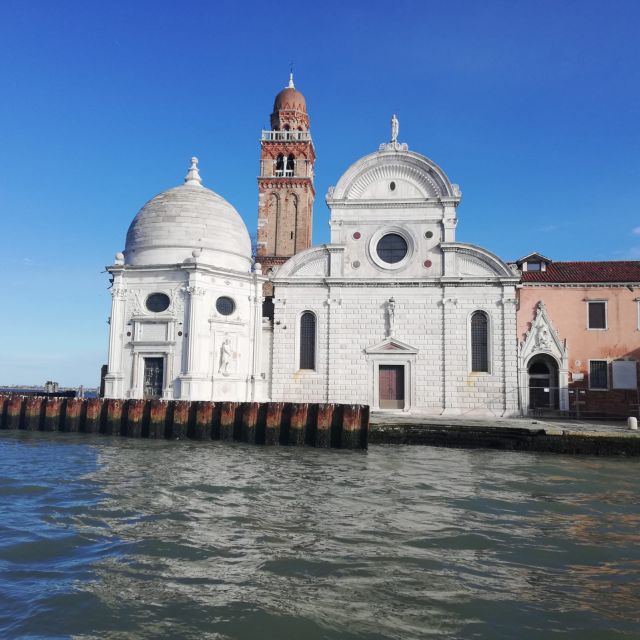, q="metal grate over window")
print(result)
[471,311,489,372]
[299,312,316,370]
[589,360,608,389]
